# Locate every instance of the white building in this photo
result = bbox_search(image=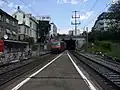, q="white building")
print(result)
[12,6,38,42]
[69,29,81,36]
[69,30,74,36]
[93,12,117,31]
[49,23,57,38]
